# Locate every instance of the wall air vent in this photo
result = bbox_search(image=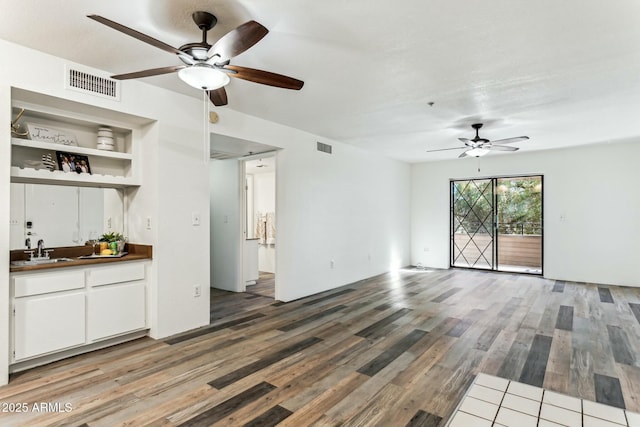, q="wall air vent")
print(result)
[317,141,332,154]
[65,66,121,101]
